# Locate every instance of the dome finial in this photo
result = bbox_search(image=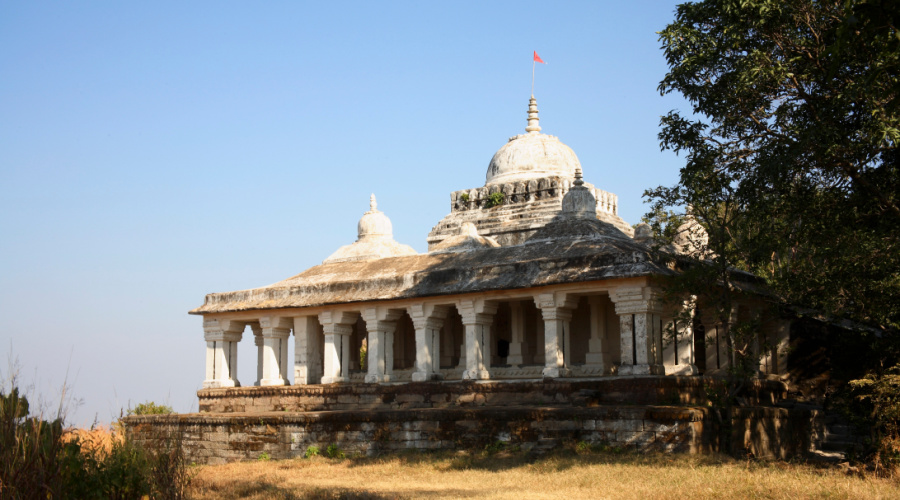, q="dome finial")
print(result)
[525,96,541,134]
[369,193,377,212]
[574,167,584,186]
